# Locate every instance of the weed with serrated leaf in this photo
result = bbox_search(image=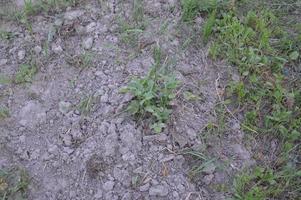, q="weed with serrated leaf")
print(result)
[122,47,180,133]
